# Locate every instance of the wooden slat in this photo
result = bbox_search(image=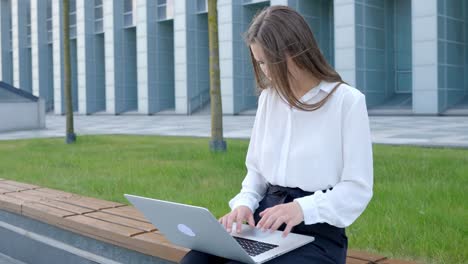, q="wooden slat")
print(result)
[132,232,189,262]
[64,215,144,238]
[59,195,124,210]
[0,187,14,194]
[4,190,94,215]
[0,183,31,192]
[23,201,77,219]
[101,206,149,223]
[4,191,49,203]
[42,200,95,215]
[25,189,74,199]
[84,211,156,232]
[2,180,39,190]
[0,194,24,214]
[346,257,371,264]
[347,250,387,262]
